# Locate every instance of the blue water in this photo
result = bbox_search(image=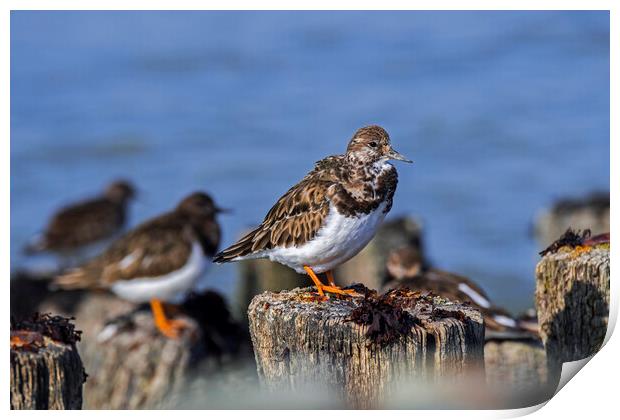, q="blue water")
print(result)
[11,11,609,313]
